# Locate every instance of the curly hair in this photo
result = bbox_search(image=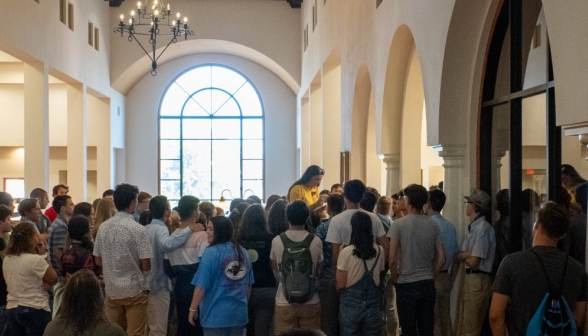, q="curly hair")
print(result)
[199,202,216,221]
[350,211,376,260]
[113,183,139,211]
[57,269,106,335]
[6,221,37,256]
